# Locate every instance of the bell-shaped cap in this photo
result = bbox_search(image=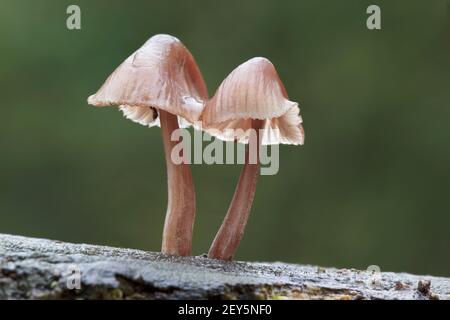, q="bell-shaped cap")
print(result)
[201,57,304,145]
[87,34,208,127]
